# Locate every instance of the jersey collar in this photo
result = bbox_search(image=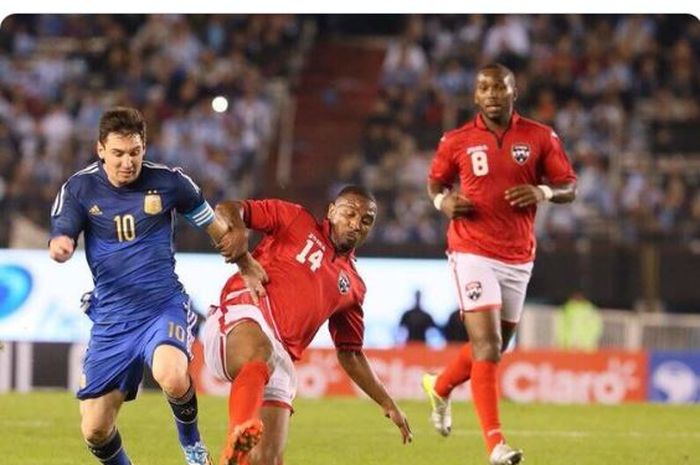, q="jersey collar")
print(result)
[475,111,521,130]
